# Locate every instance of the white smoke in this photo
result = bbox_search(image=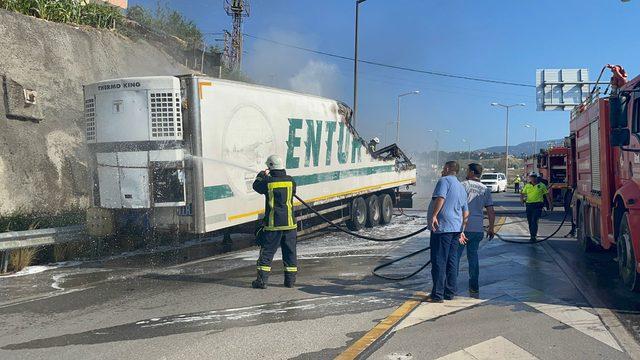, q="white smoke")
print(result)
[243,29,346,99]
[289,60,340,97]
